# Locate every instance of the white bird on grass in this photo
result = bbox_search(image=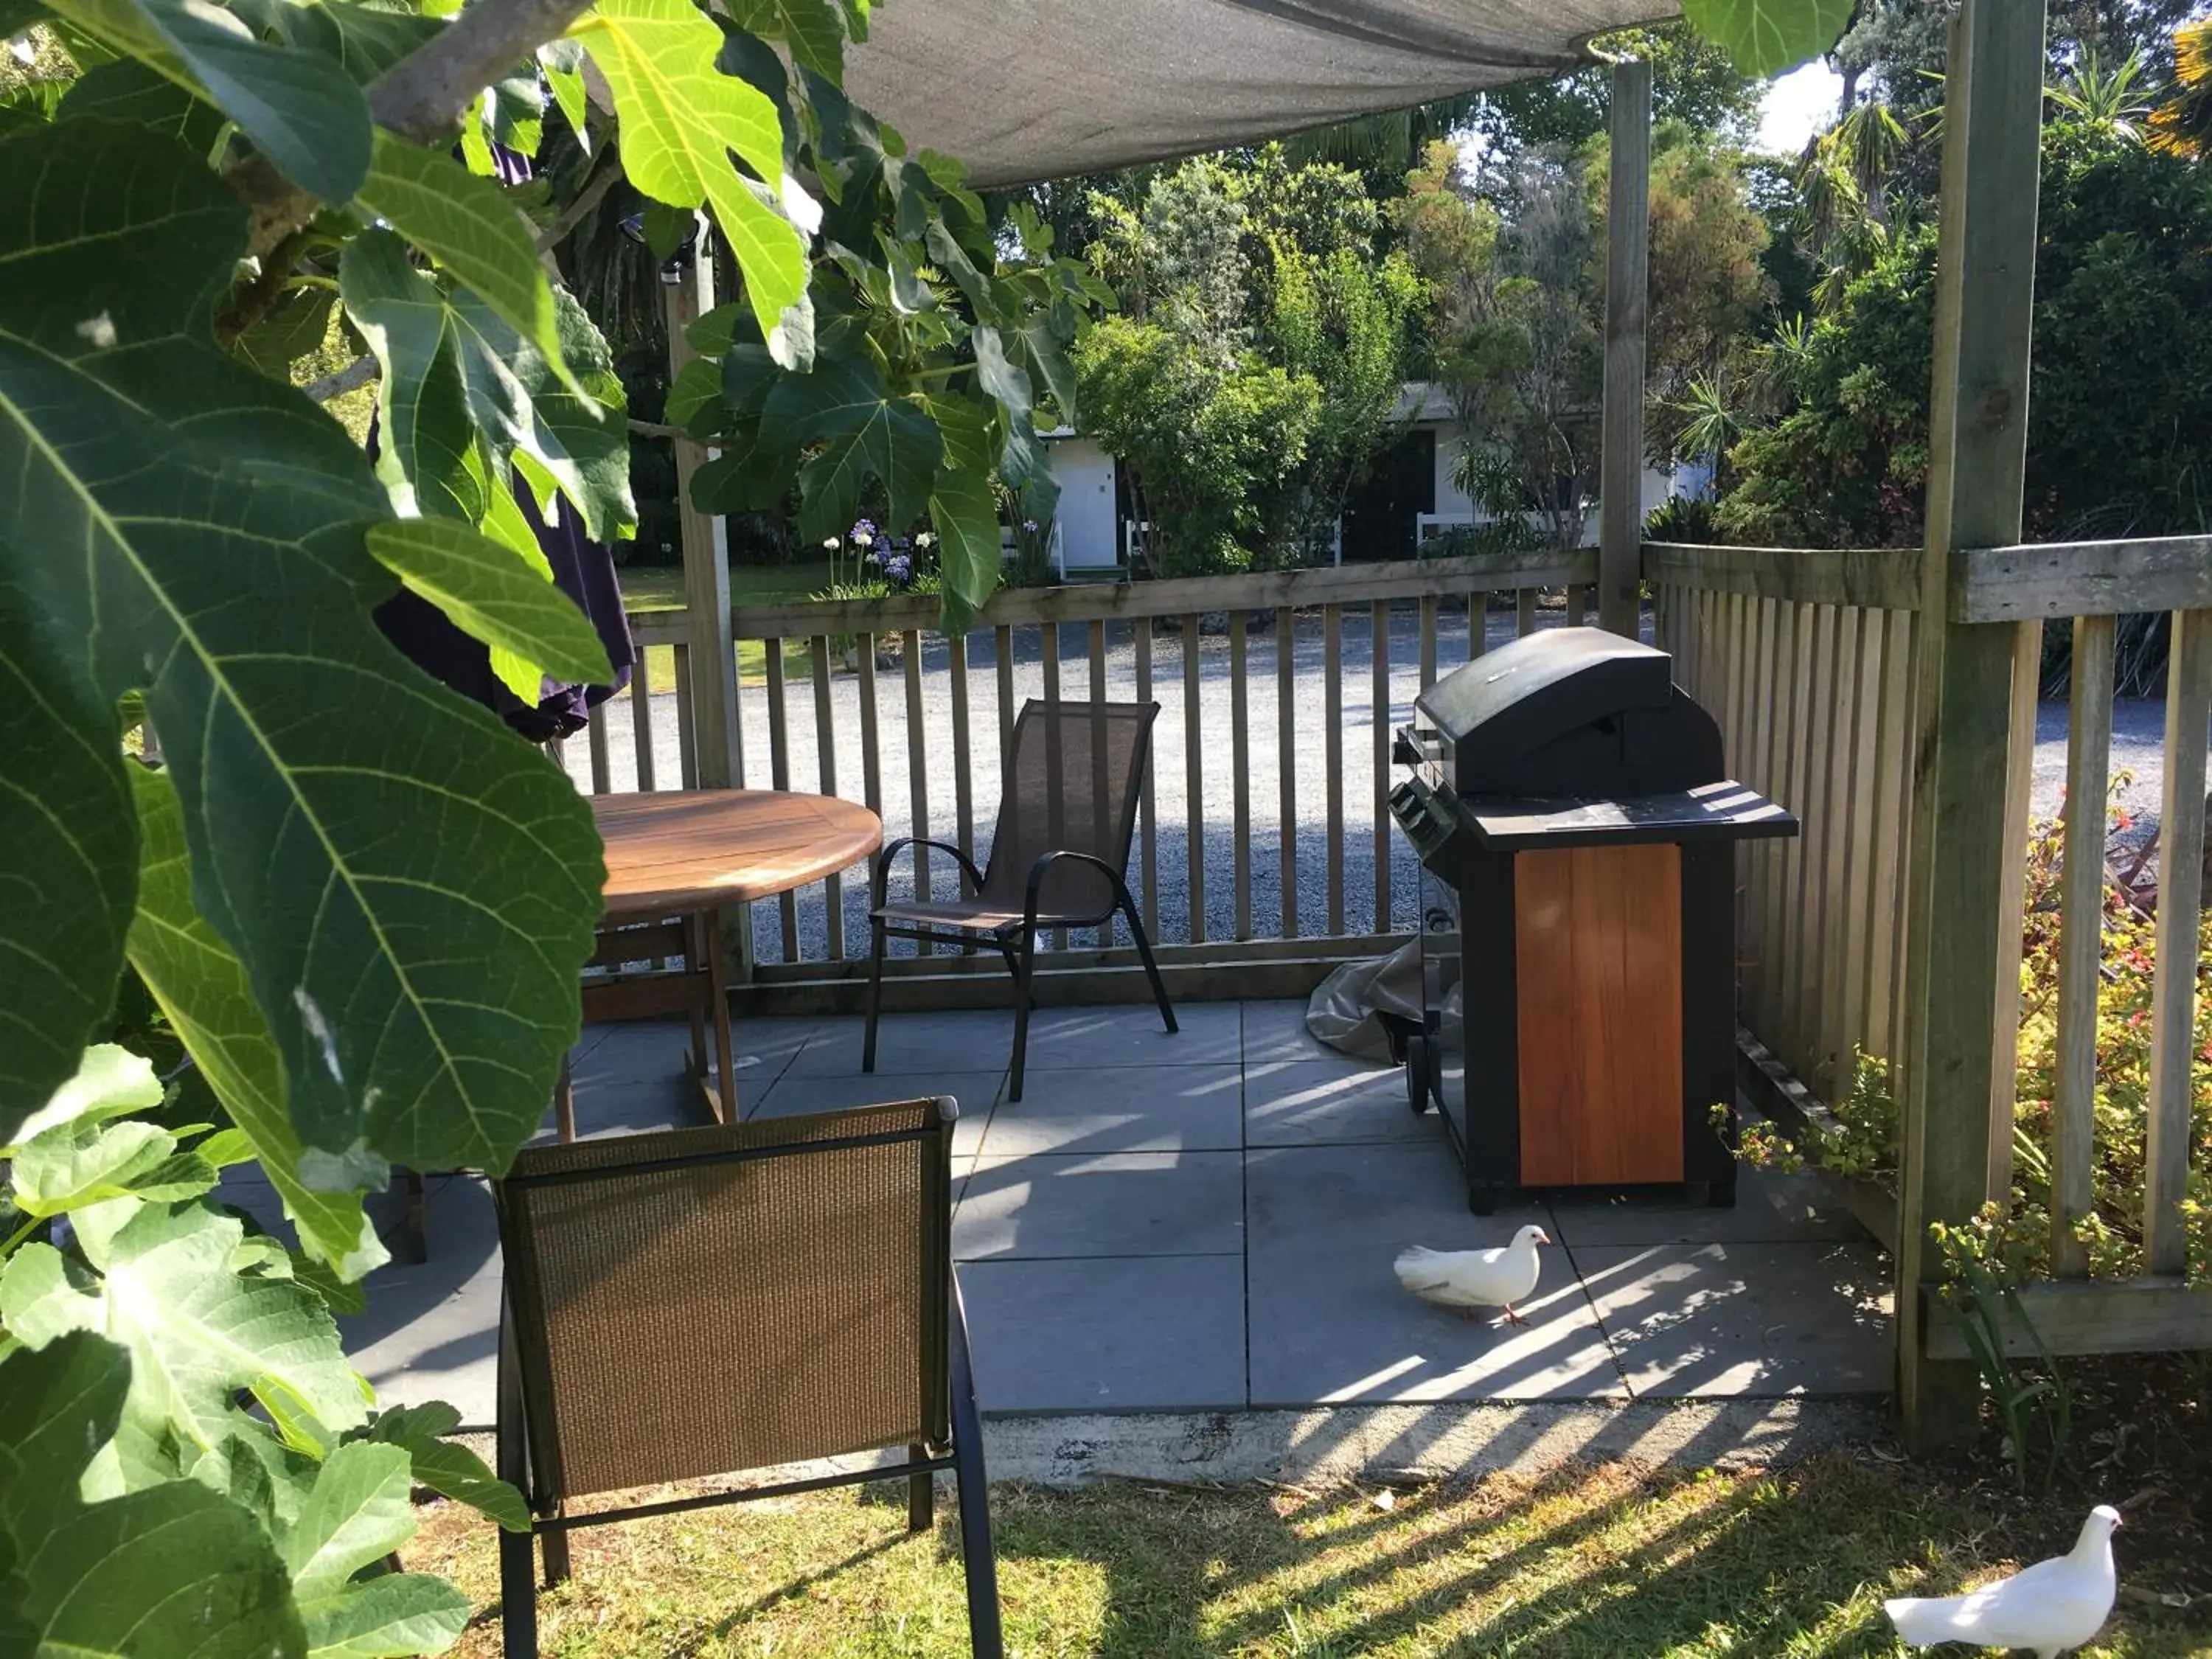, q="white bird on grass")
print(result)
[1392,1225,1551,1326]
[1884,1505,2121,1658]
